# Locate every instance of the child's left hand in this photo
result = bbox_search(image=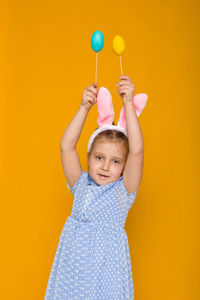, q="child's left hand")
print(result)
[116,75,135,104]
